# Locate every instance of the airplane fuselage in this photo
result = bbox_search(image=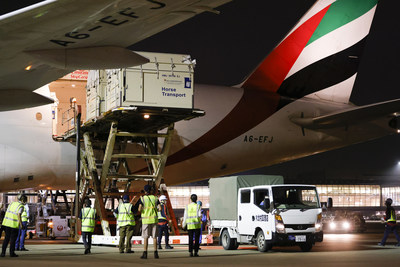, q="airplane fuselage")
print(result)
[0,83,393,191]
